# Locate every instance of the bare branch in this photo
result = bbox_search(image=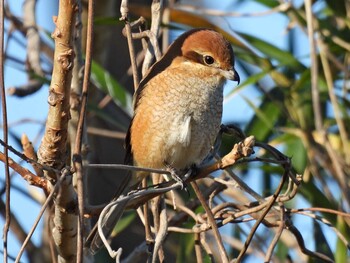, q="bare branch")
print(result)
[36,1,79,262]
[141,0,163,75]
[0,151,48,191]
[235,163,289,261]
[0,1,11,261]
[21,133,44,177]
[15,168,70,263]
[191,181,229,262]
[288,224,334,263]
[72,0,94,261]
[37,0,77,181]
[120,0,140,91]
[7,79,44,97]
[23,0,44,76]
[264,204,285,262]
